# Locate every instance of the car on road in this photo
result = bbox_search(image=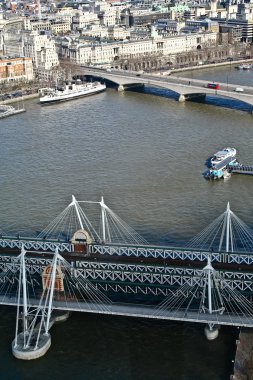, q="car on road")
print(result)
[234,87,244,92]
[206,83,220,90]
